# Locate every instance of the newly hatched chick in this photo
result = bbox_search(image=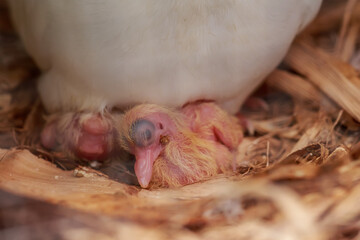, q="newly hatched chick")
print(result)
[7,1,322,163]
[120,102,243,188]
